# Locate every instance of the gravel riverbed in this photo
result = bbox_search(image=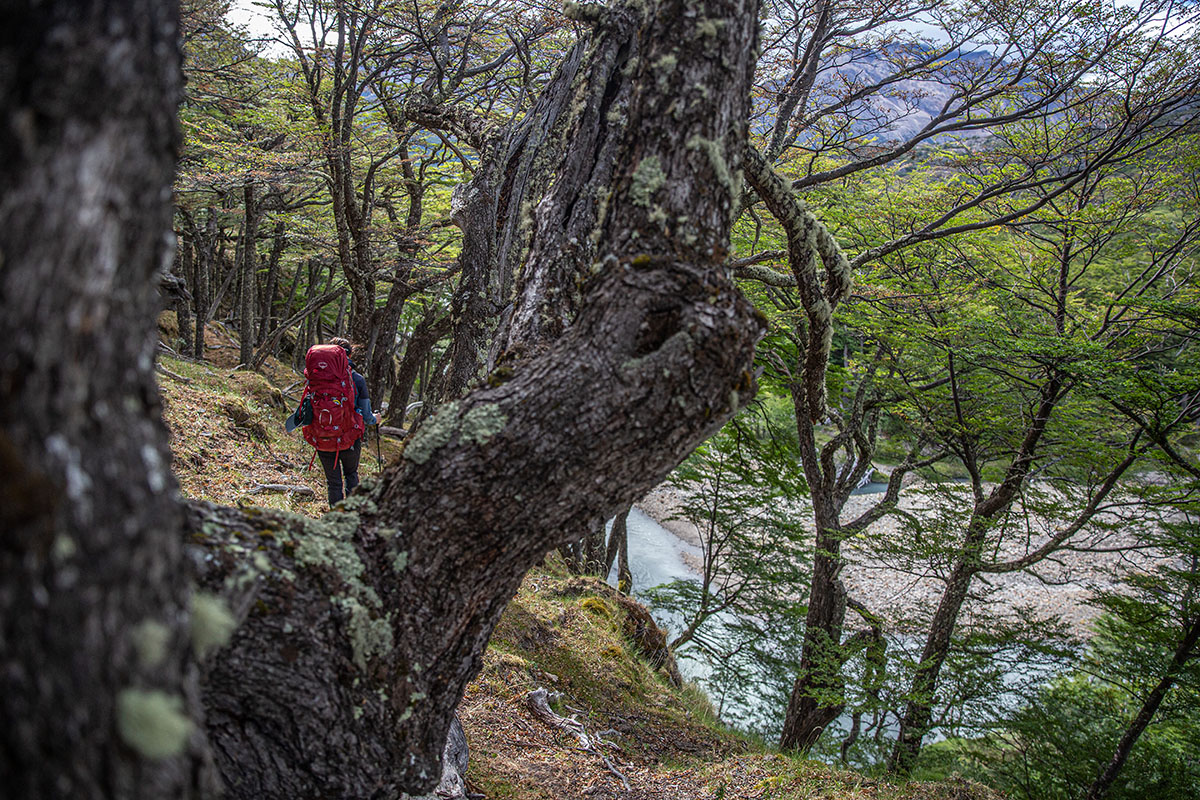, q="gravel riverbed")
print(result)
[636,481,1166,638]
